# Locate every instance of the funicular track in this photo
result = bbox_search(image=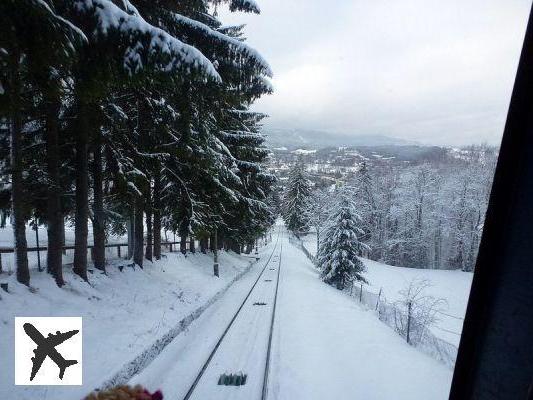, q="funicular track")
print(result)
[182,228,284,400]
